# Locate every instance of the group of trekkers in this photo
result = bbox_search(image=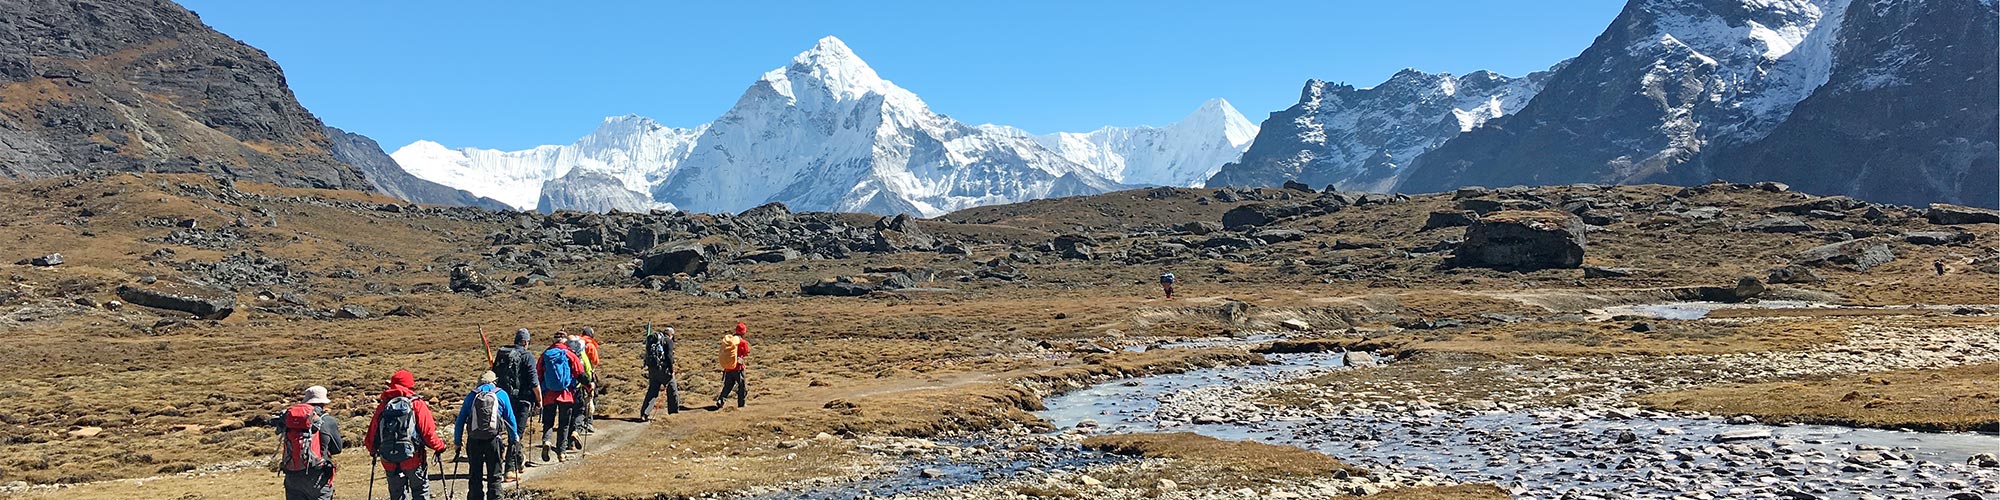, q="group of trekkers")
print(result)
[274,323,754,500]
